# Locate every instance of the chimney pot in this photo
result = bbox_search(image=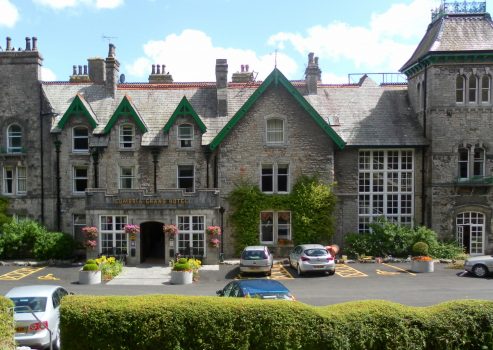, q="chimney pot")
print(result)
[156,64,161,74]
[32,37,37,51]
[151,64,156,74]
[308,52,314,64]
[162,65,165,74]
[246,64,249,72]
[314,57,319,65]
[6,37,11,51]
[73,65,77,75]
[108,43,116,58]
[78,65,82,75]
[84,65,88,75]
[25,37,31,51]
[241,64,244,72]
